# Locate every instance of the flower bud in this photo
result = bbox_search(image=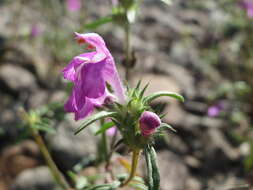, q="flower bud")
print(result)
[139,111,161,136]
